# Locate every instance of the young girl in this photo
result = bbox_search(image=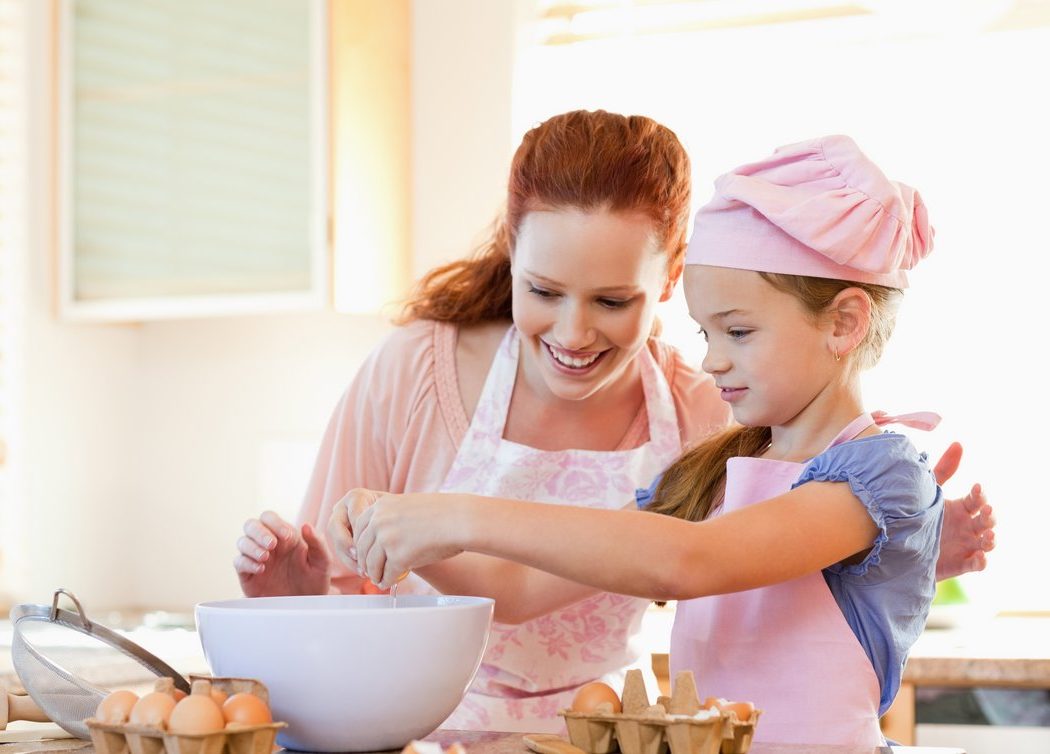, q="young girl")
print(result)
[337,135,947,746]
